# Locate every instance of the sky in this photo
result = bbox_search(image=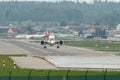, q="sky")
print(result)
[23,0,120,3]
[1,0,120,3]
